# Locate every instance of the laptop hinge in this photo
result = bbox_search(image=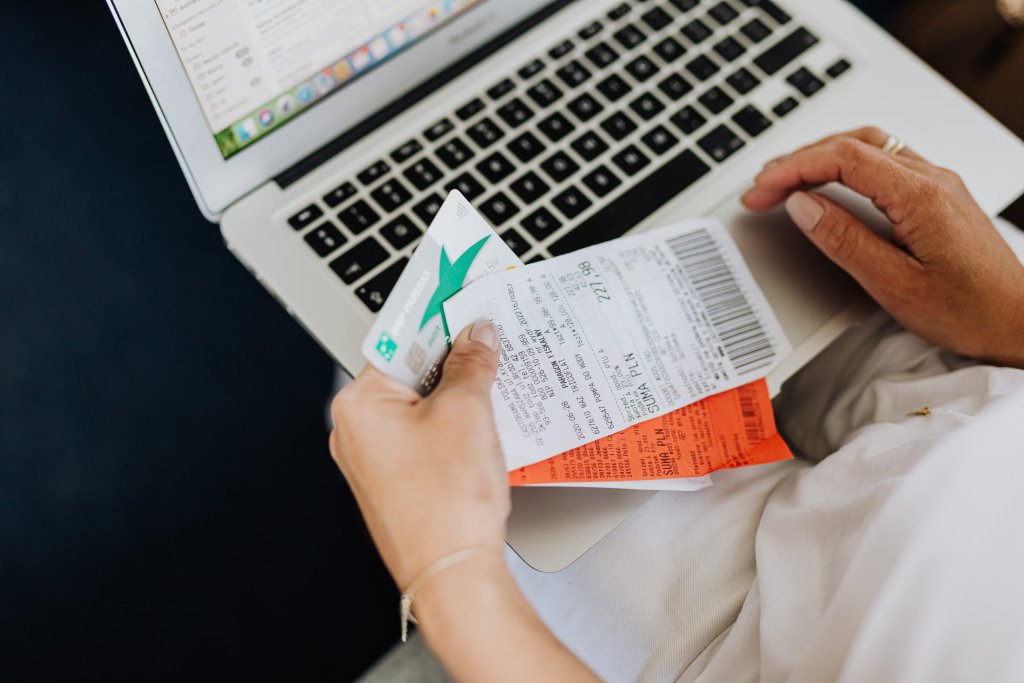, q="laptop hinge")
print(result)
[273,0,575,189]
